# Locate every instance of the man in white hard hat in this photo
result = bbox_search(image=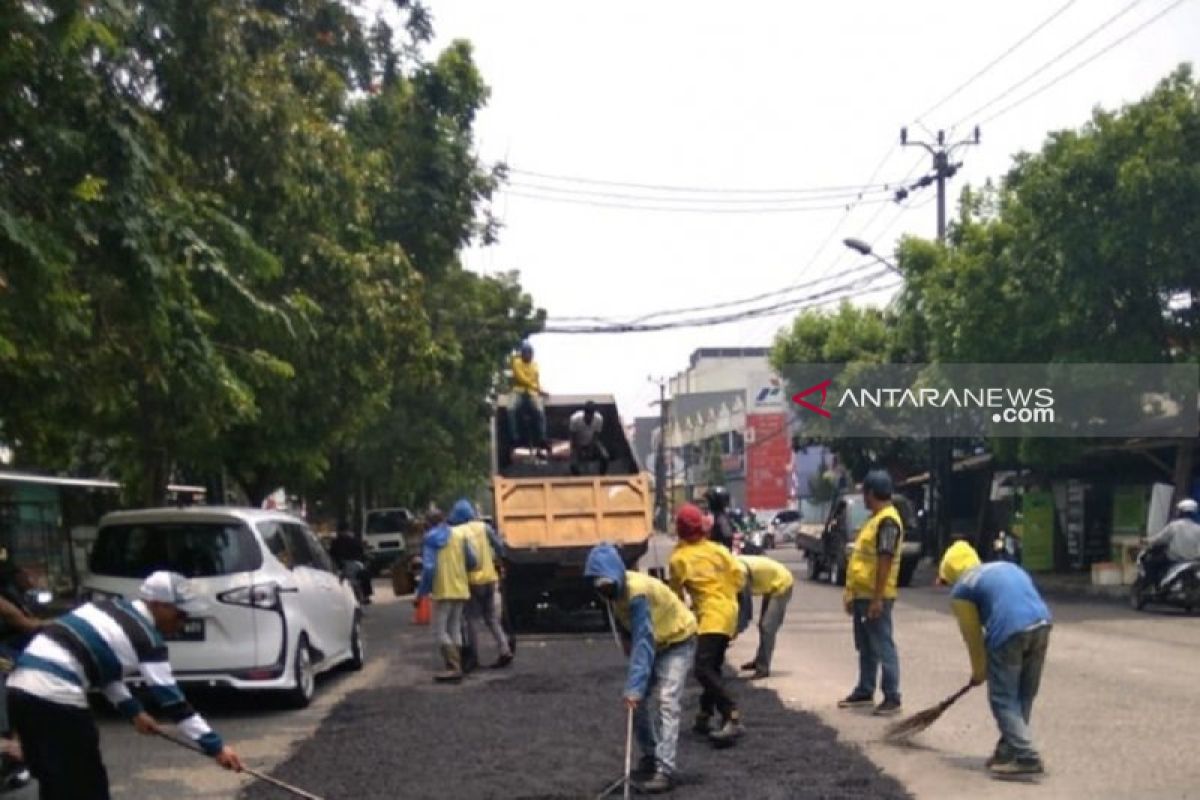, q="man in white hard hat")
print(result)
[7,571,243,799]
[1143,498,1200,588]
